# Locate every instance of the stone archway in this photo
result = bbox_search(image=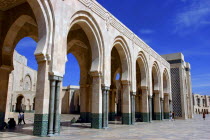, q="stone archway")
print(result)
[0,1,54,136]
[63,11,104,129]
[16,95,25,112]
[109,36,132,125]
[163,69,170,119]
[150,62,161,121]
[135,52,149,122]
